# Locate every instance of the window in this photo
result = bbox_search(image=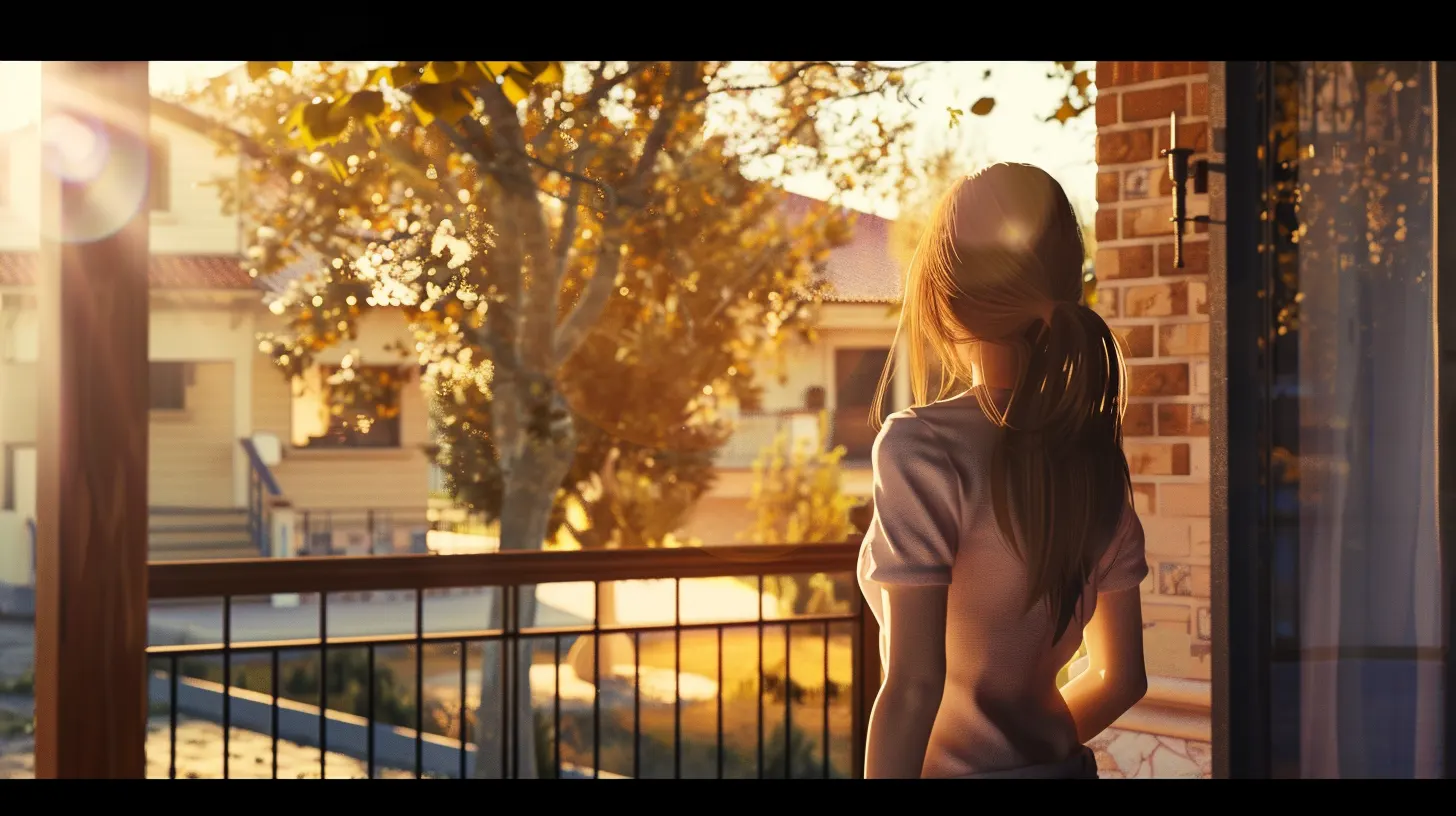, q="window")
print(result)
[291,364,404,450]
[149,362,189,411]
[149,137,170,212]
[831,347,891,460]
